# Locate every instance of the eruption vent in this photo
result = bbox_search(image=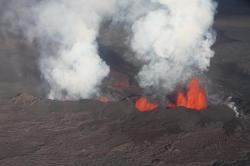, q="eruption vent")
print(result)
[170,79,208,111]
[135,97,160,112]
